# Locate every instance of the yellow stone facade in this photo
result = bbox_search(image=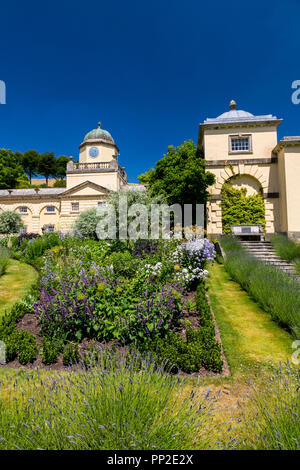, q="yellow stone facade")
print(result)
[0,123,128,234]
[198,101,300,240]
